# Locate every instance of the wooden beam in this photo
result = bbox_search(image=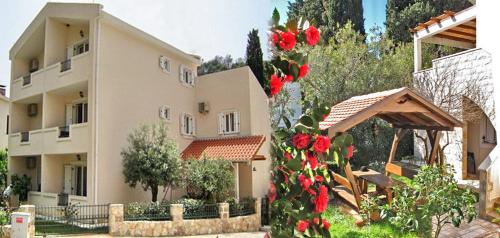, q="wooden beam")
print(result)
[435,33,476,44]
[452,25,476,34]
[392,124,454,131]
[445,29,476,38]
[386,129,408,176]
[344,161,363,208]
[428,131,441,165]
[440,30,476,41]
[420,112,454,128]
[402,112,432,125]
